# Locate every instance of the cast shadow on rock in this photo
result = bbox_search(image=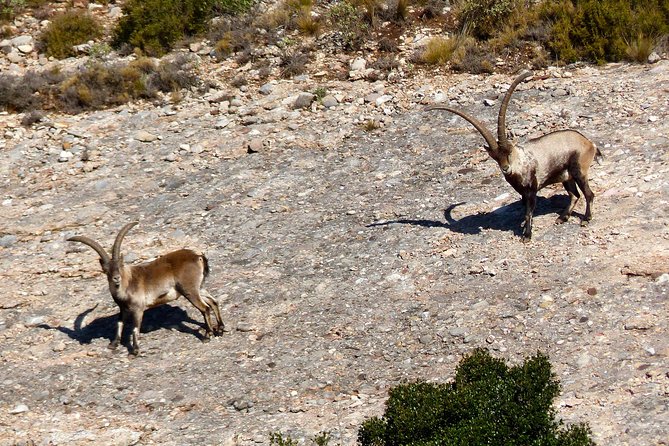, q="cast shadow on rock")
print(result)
[367,195,571,237]
[39,303,207,348]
